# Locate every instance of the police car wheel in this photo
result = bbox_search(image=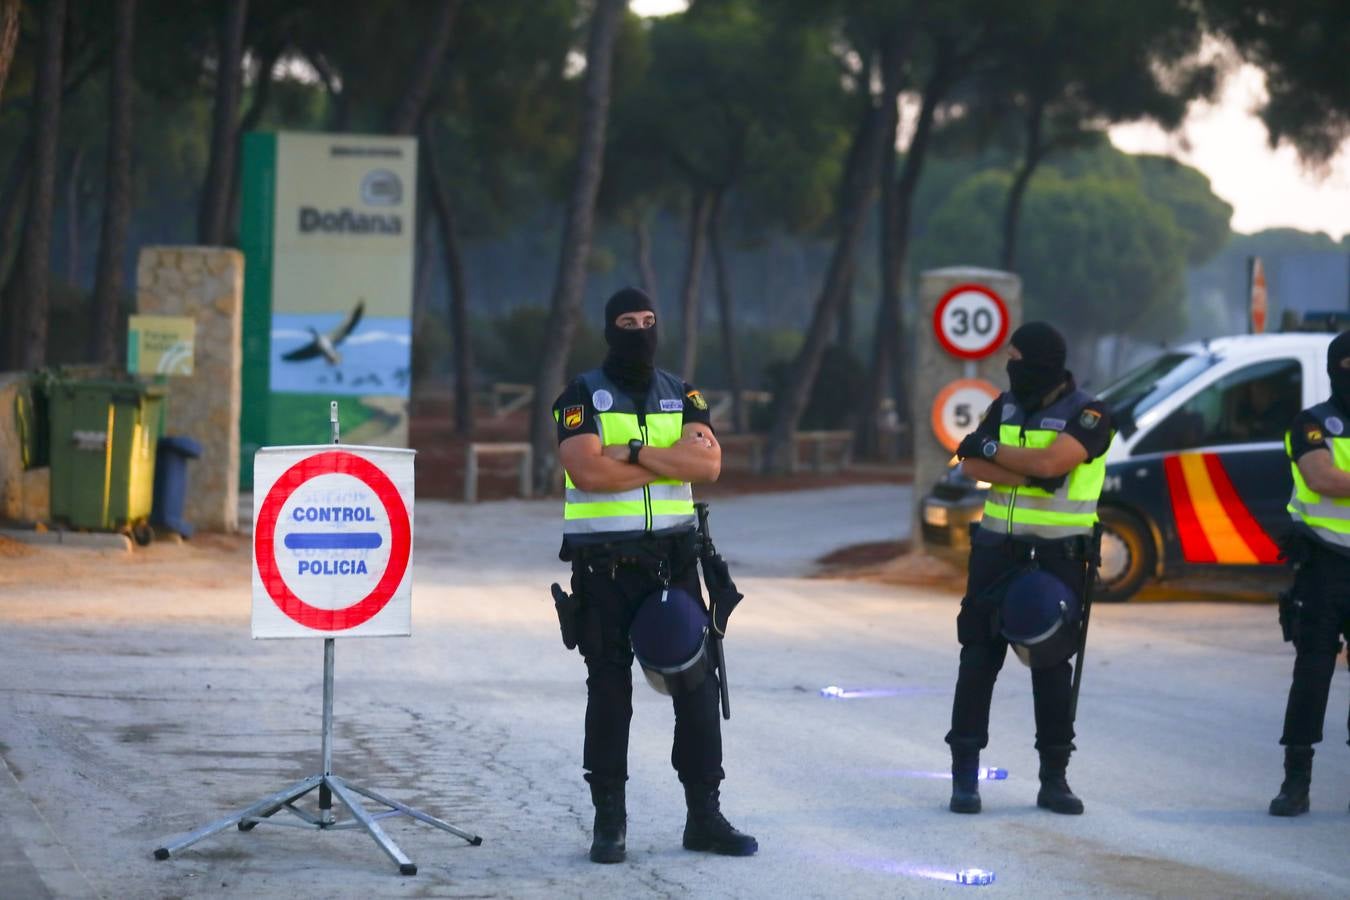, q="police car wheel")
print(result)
[1096,507,1154,603]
